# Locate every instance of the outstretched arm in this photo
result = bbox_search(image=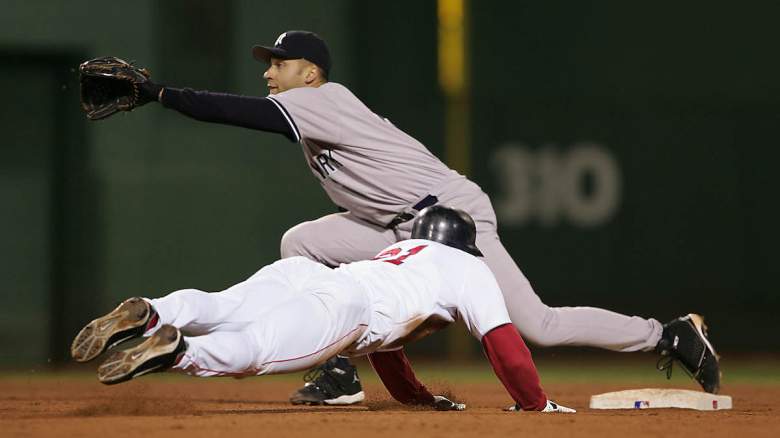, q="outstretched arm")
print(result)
[159,88,297,142]
[481,323,548,411]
